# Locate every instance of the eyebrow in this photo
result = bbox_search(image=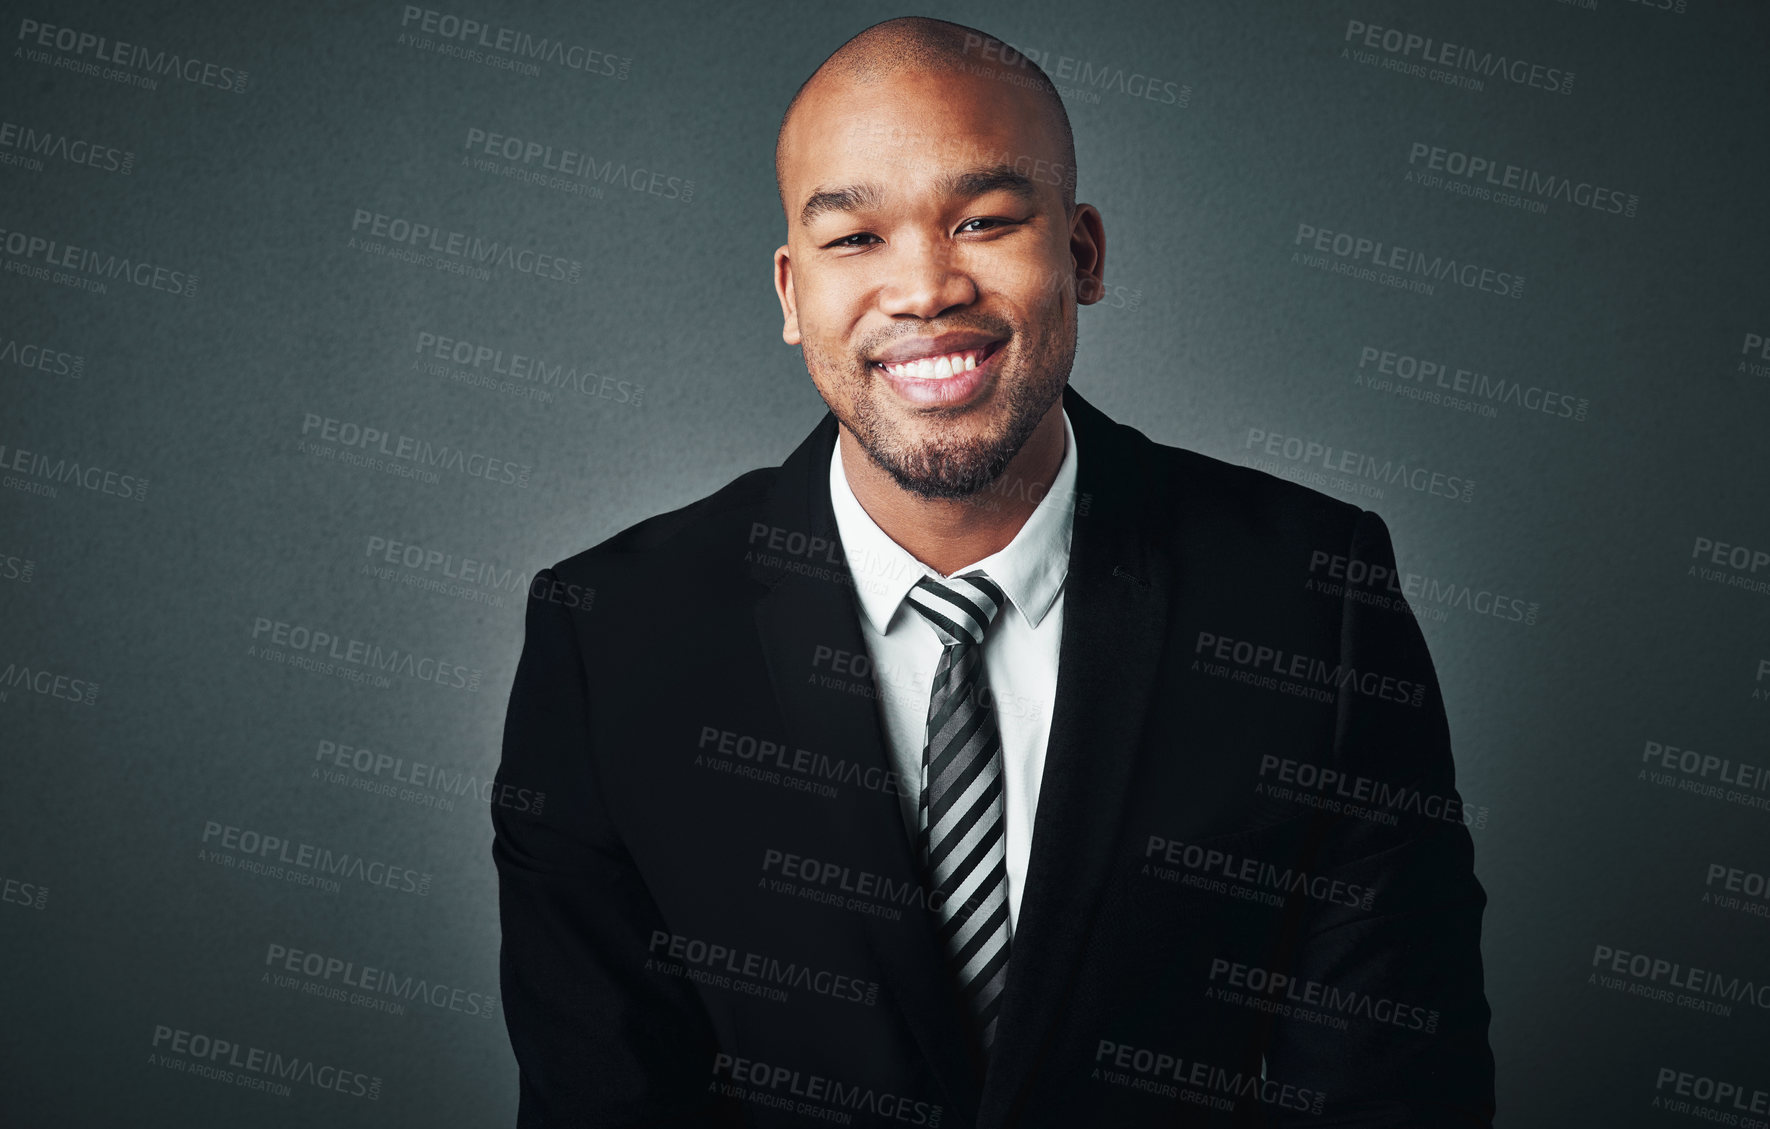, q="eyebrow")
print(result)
[798,164,1043,228]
